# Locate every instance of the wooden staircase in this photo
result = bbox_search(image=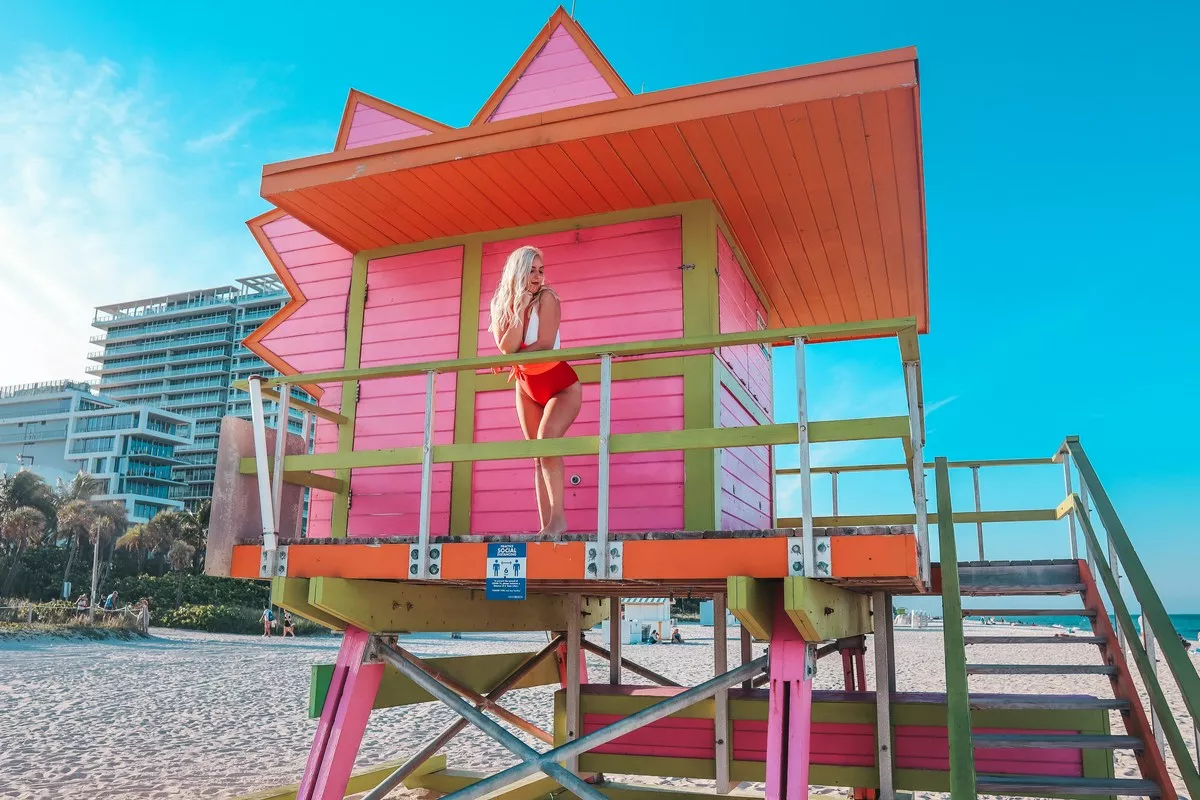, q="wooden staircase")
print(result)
[941,558,1174,798]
